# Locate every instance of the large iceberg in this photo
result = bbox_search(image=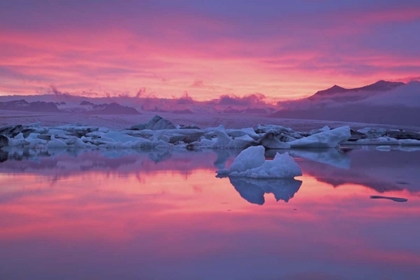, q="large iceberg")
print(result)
[220,146,302,179]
